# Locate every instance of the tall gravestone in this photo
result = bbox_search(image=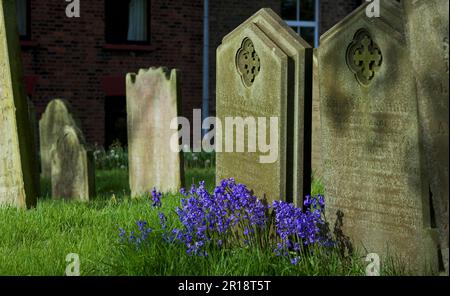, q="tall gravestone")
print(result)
[403,0,449,275]
[39,99,79,179]
[126,67,184,197]
[216,8,312,206]
[319,1,439,274]
[51,125,95,201]
[311,49,322,179]
[0,0,38,208]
